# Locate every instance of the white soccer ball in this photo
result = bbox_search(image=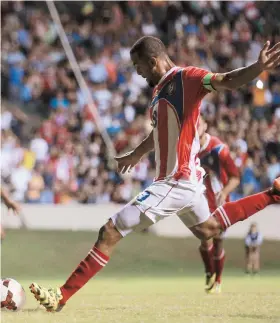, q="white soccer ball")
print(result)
[1,278,26,311]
